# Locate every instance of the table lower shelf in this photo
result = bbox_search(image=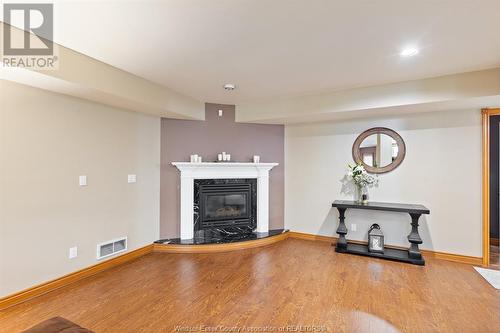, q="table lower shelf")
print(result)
[336,242,425,266]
